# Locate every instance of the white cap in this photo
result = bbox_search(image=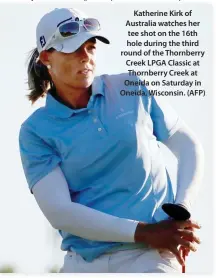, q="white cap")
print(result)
[36,8,110,53]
